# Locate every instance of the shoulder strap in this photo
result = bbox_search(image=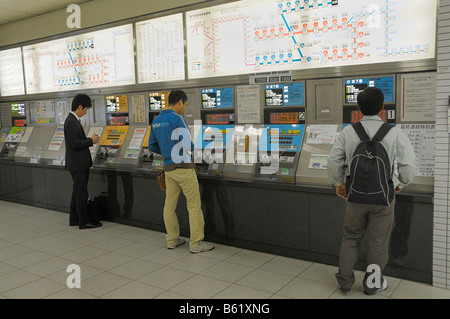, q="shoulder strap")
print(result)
[372,123,393,142]
[352,122,370,142]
